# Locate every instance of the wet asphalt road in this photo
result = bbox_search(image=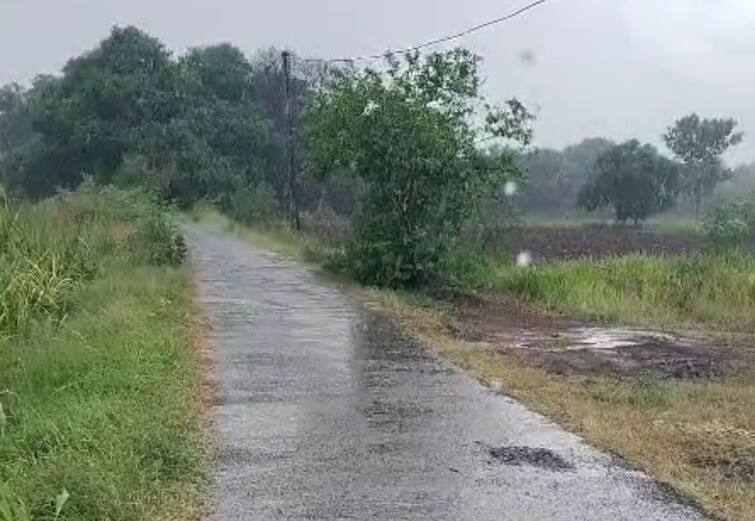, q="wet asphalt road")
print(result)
[190,229,709,521]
